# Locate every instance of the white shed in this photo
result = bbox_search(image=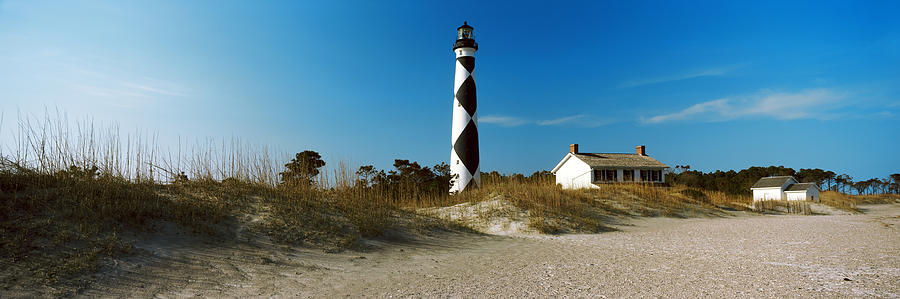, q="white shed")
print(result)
[785,183,821,201]
[551,144,670,189]
[750,176,821,202]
